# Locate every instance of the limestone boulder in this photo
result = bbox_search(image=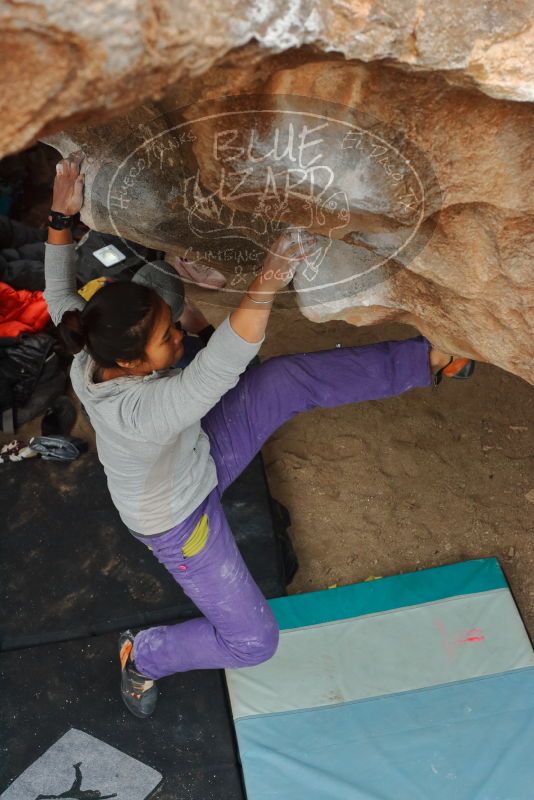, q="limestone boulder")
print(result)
[45,52,534,383]
[2,0,534,160]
